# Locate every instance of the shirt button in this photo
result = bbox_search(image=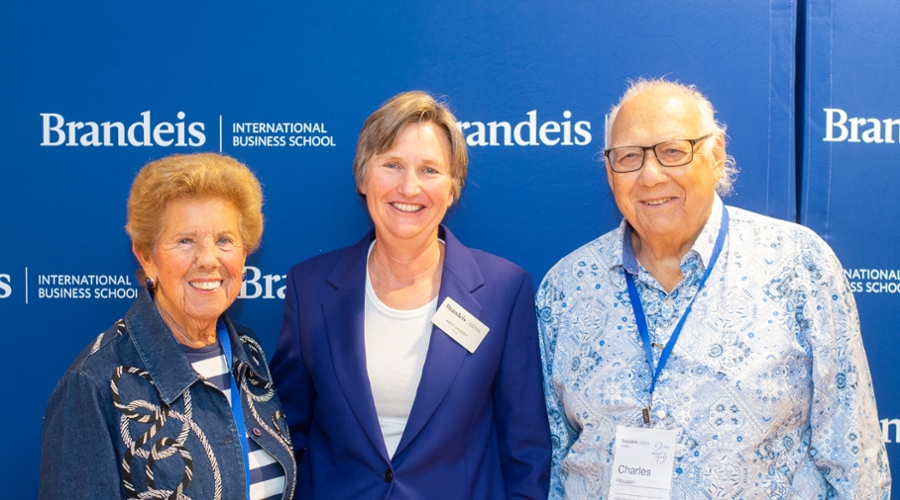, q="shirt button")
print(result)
[665,297,674,307]
[252,428,262,437]
[383,469,393,482]
[656,409,667,419]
